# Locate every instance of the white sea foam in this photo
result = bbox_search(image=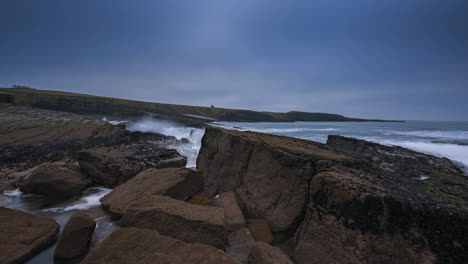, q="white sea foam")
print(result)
[127,118,205,168]
[383,130,468,140]
[2,189,22,197]
[378,140,468,169]
[42,187,111,213]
